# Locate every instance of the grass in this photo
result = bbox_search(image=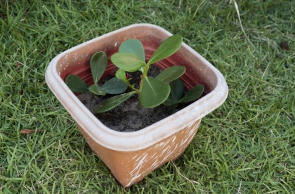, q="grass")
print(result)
[0,0,294,193]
